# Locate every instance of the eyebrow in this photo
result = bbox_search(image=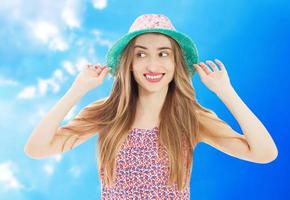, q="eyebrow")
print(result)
[134,45,172,50]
